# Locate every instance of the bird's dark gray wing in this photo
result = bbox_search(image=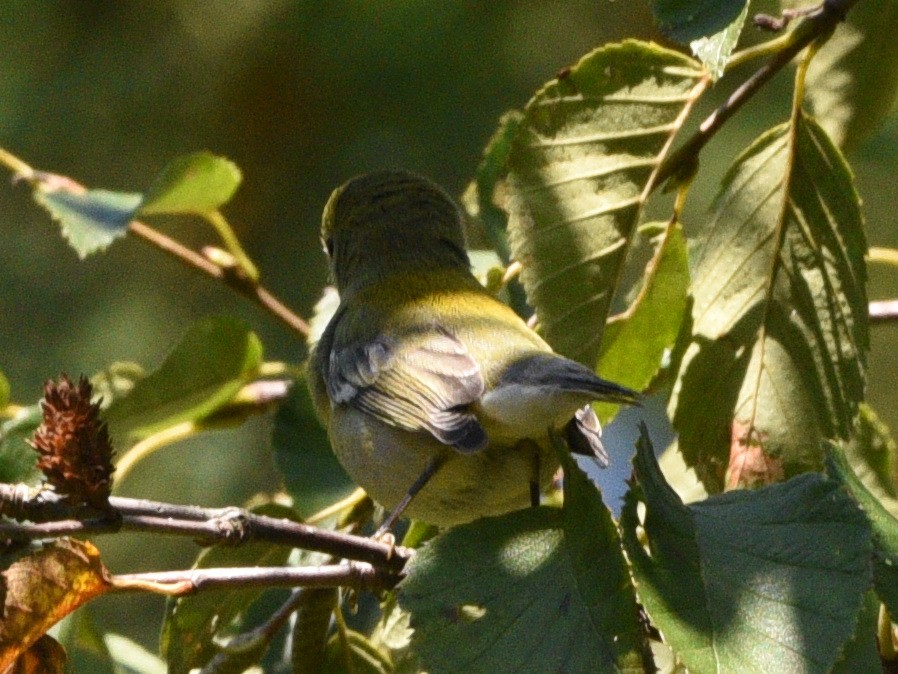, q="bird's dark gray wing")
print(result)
[326,328,487,453]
